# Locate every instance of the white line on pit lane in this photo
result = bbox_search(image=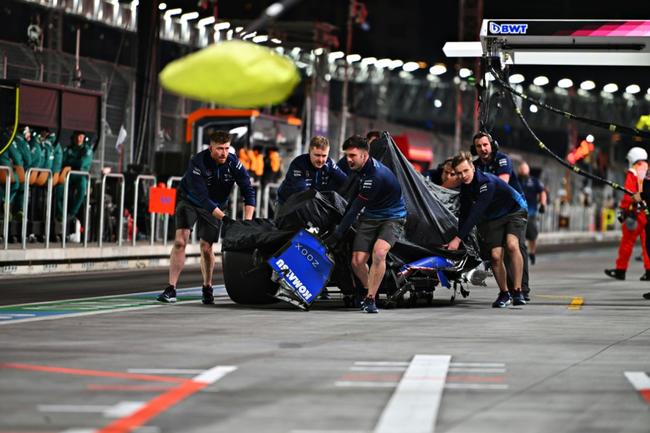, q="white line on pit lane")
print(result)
[374,354,450,433]
[349,366,506,373]
[127,368,205,374]
[38,401,145,418]
[624,371,650,391]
